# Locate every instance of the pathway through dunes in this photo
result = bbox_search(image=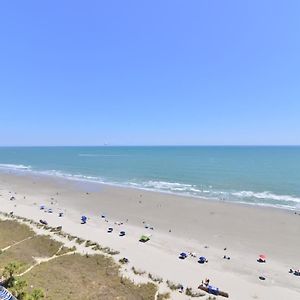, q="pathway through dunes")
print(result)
[0,215,159,300]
